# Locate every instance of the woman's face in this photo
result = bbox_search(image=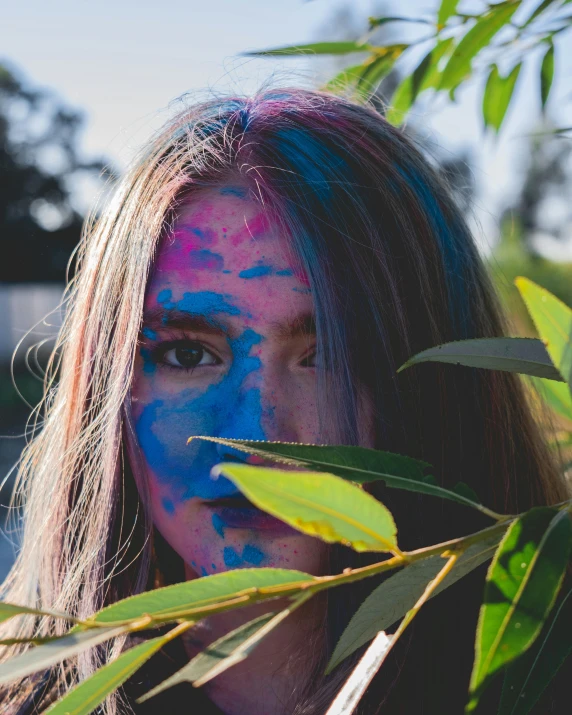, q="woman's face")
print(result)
[130,185,328,579]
